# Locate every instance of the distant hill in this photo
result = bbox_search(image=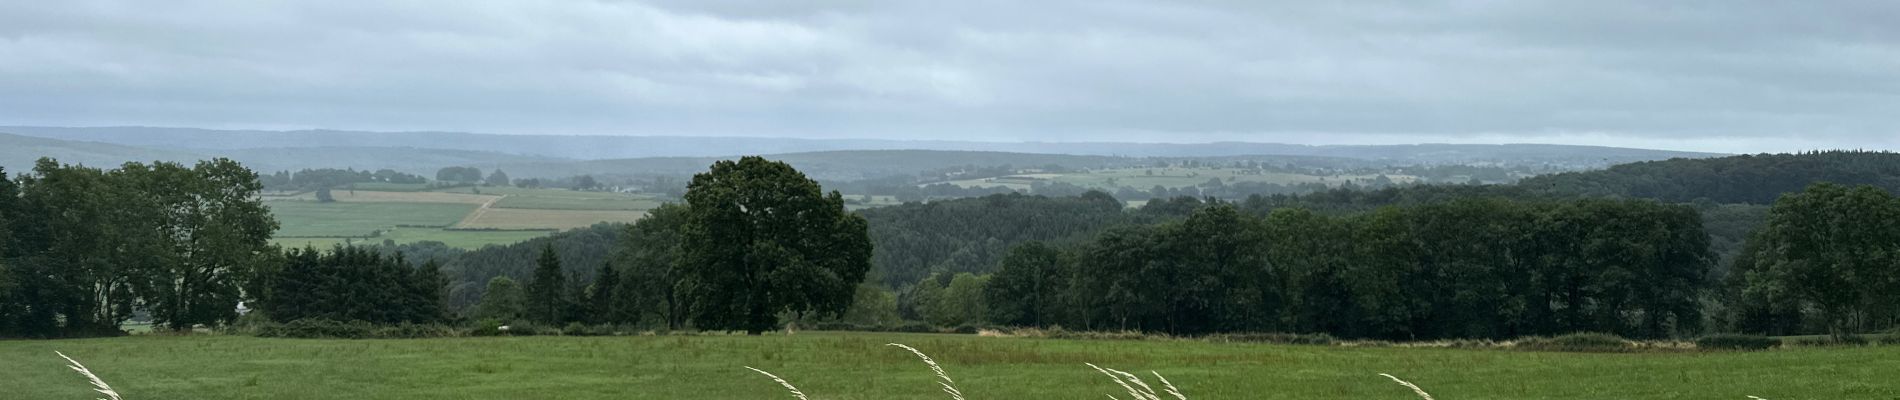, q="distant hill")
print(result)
[0,131,566,176]
[1519,150,1900,204]
[0,126,1721,168]
[0,132,207,170]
